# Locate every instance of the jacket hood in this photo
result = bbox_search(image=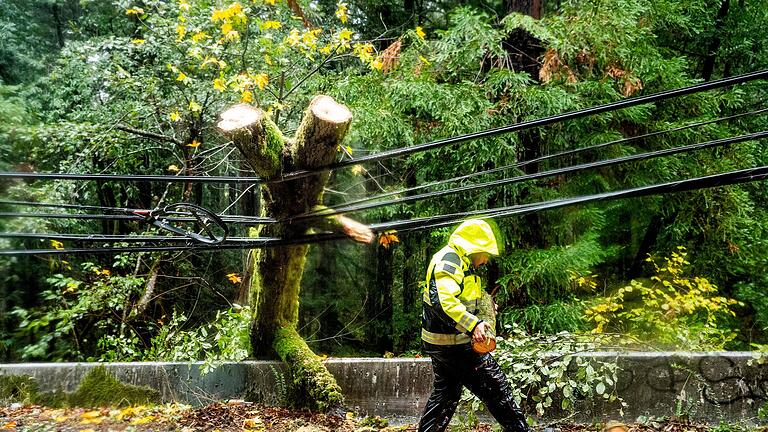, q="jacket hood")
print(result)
[448,219,500,258]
